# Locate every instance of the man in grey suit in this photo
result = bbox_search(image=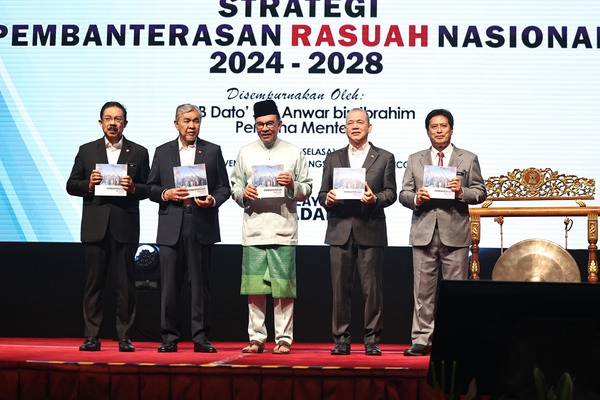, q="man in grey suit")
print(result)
[67,101,150,352]
[318,108,397,356]
[399,108,486,356]
[147,104,231,353]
